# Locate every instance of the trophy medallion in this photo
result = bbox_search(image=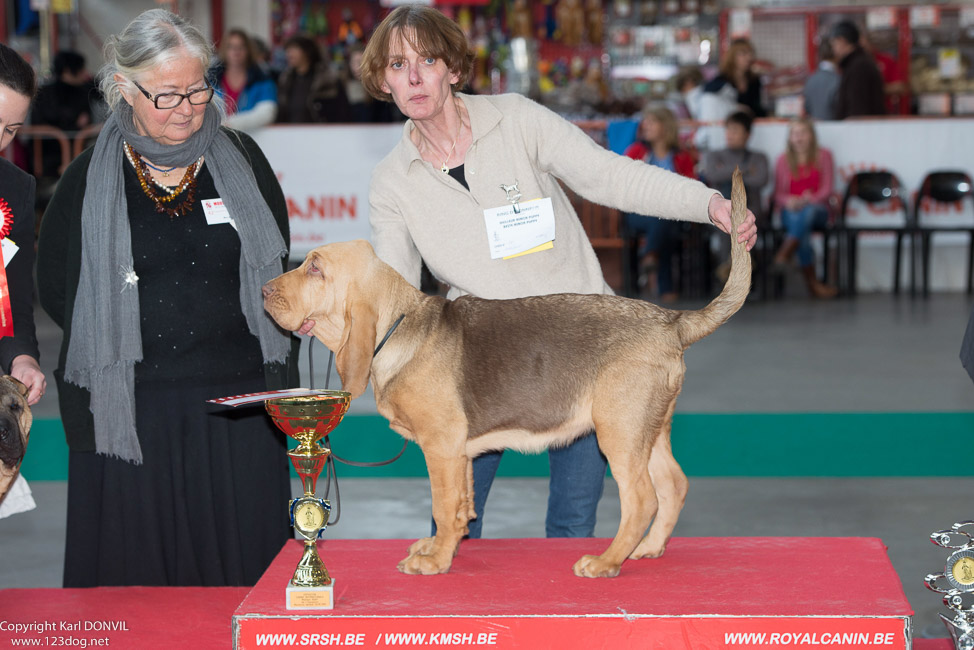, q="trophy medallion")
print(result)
[926,521,974,650]
[266,392,351,610]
